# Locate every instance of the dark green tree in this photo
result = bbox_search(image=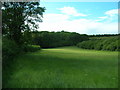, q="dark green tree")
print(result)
[2,2,45,45]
